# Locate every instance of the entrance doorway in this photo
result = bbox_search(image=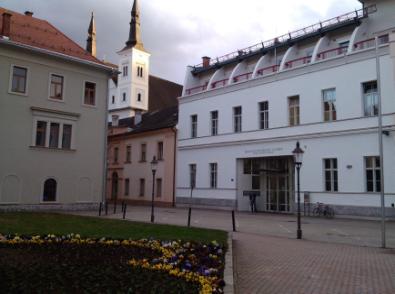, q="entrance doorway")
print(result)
[265,158,291,212]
